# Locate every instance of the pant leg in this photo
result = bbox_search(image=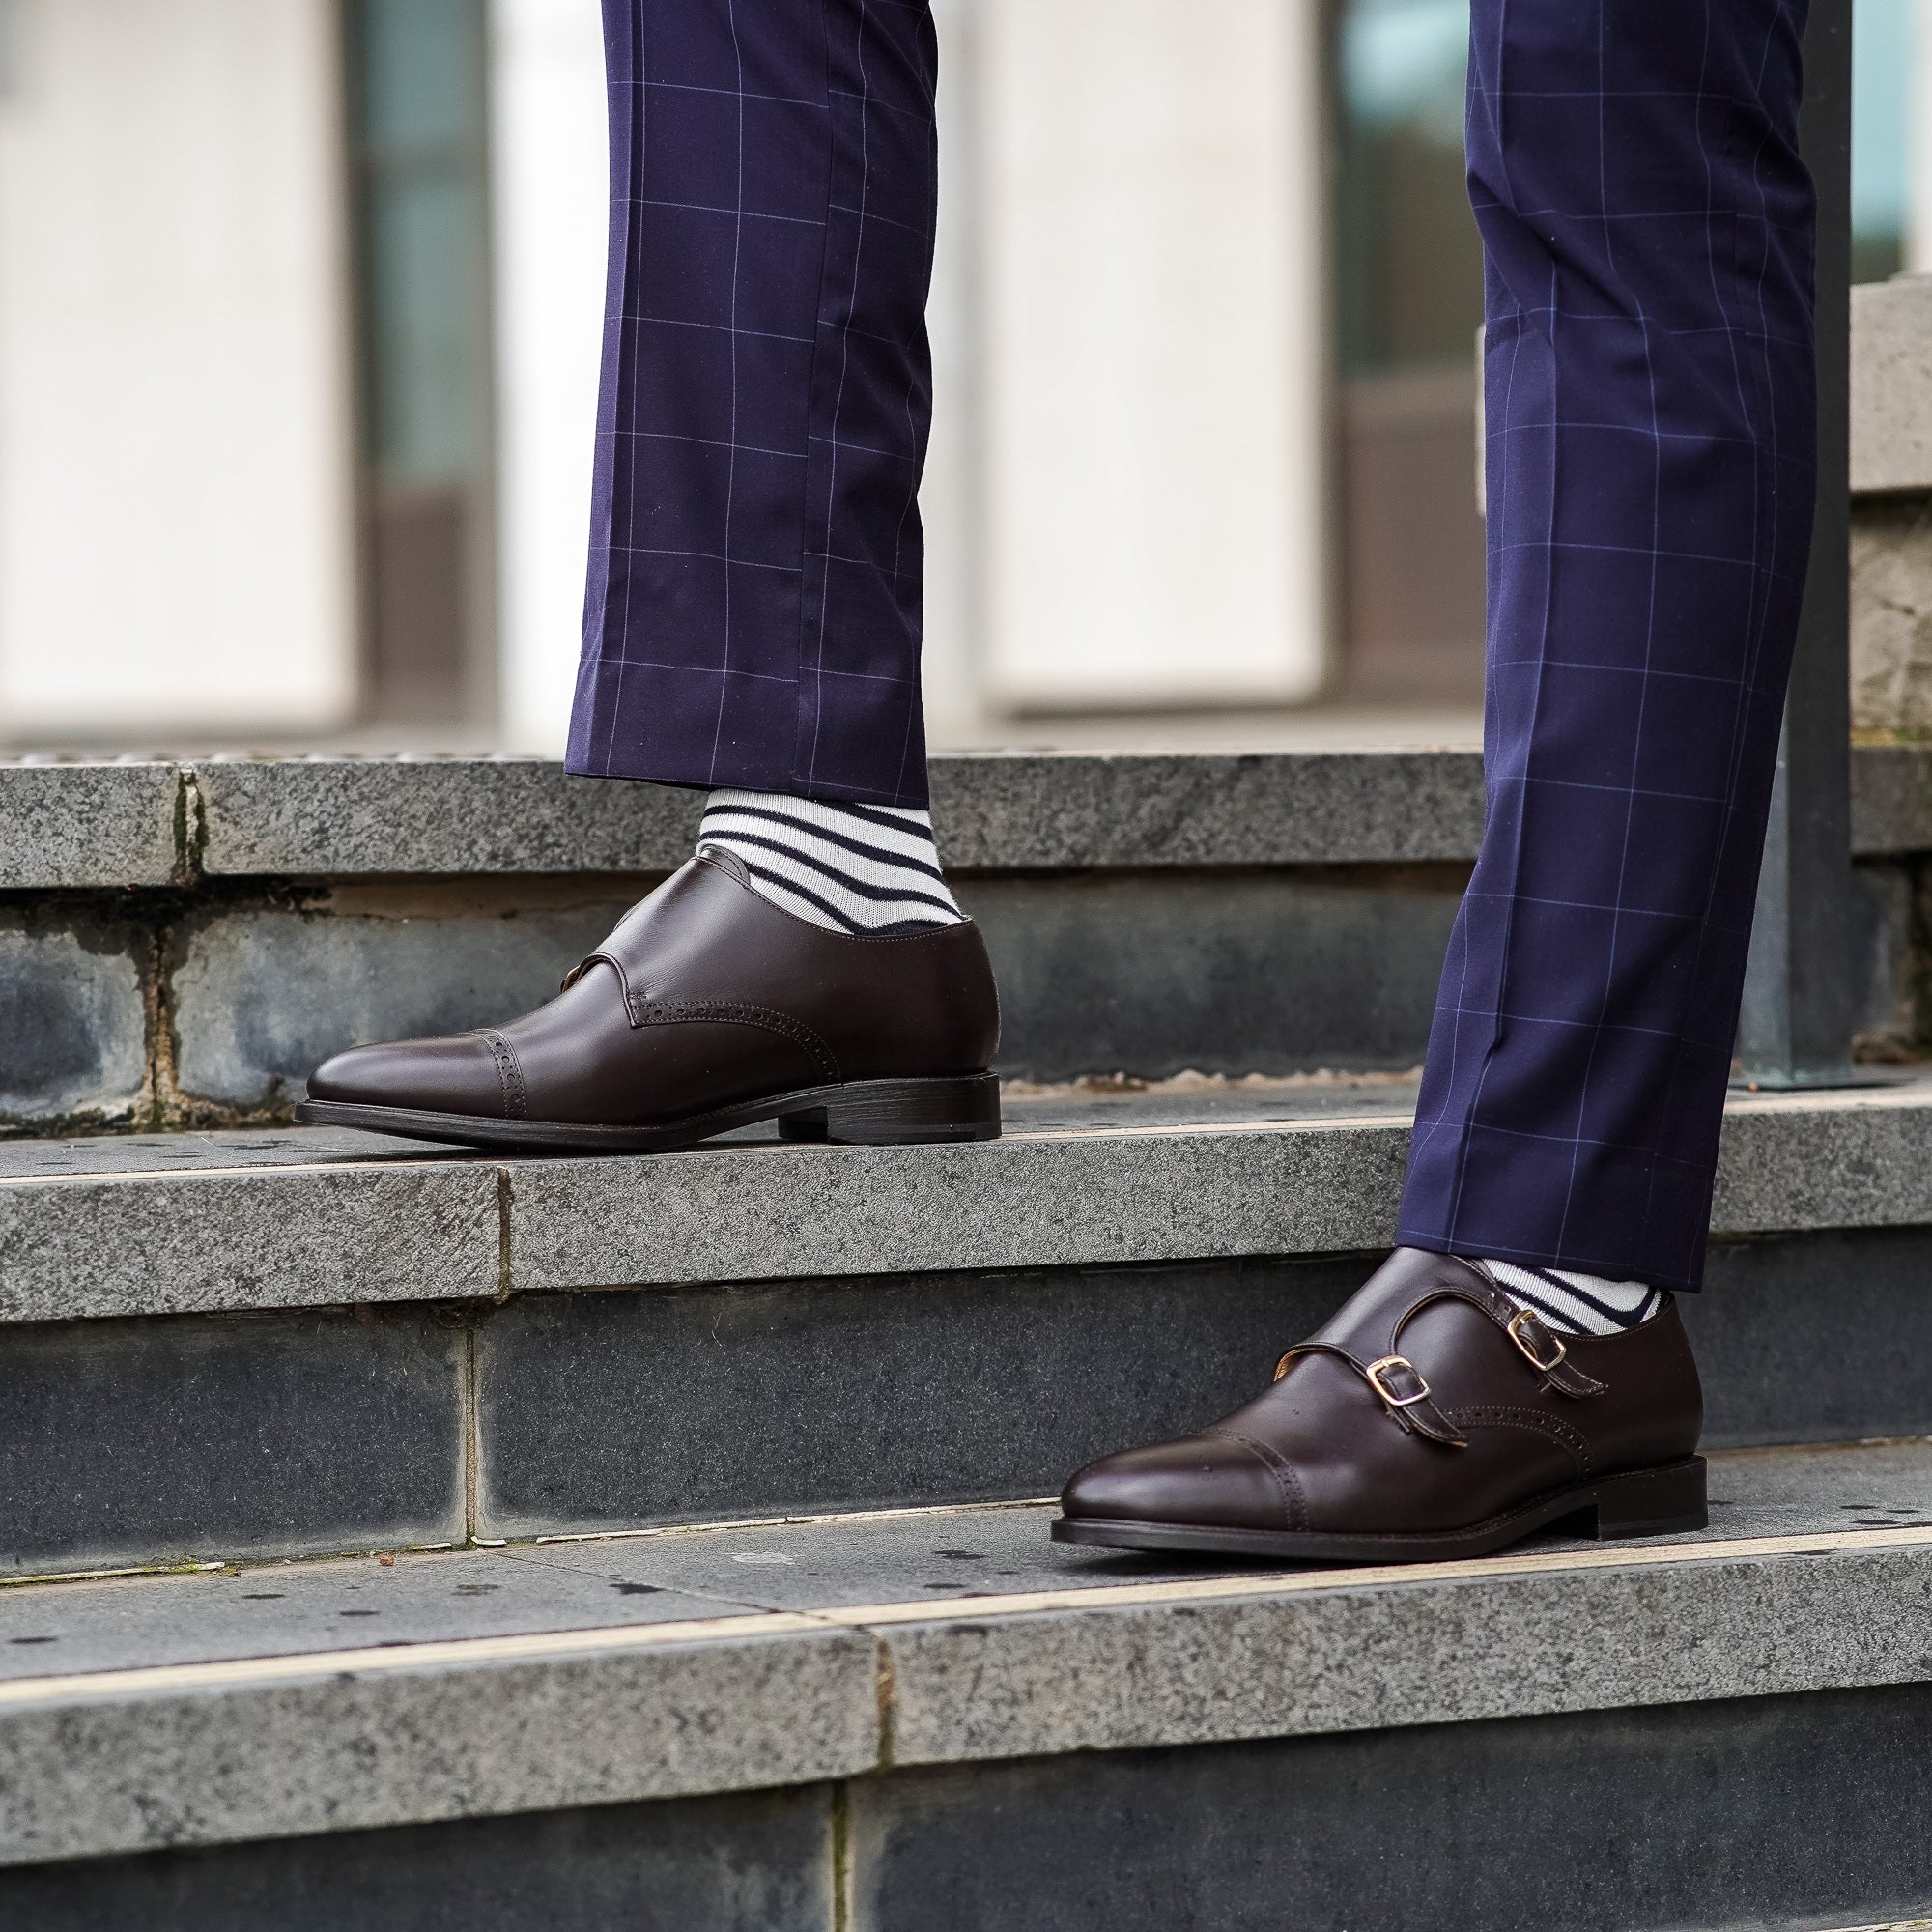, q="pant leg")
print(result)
[1397,0,1816,1292]
[569,0,939,809]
